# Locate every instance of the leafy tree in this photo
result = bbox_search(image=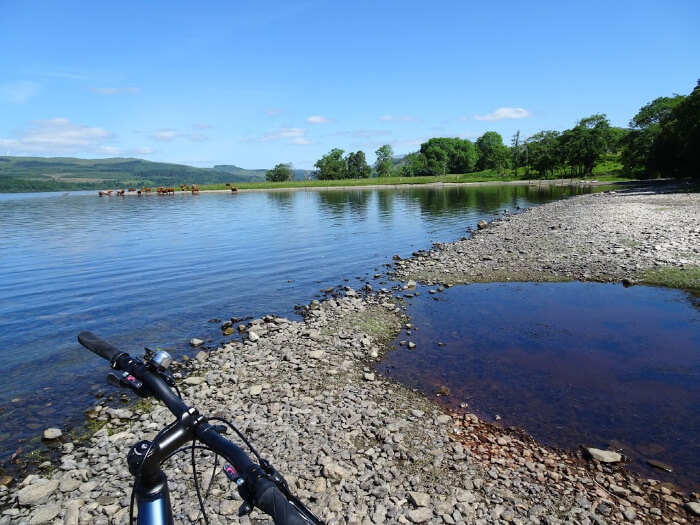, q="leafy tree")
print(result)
[396,152,428,177]
[476,132,509,174]
[671,80,700,178]
[314,148,347,180]
[511,131,521,177]
[526,131,562,178]
[346,151,372,179]
[621,95,685,175]
[420,141,449,176]
[375,145,394,177]
[559,114,612,177]
[417,137,478,175]
[265,163,294,182]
